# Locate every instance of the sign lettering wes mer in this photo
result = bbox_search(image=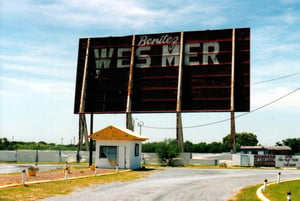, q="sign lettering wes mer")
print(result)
[93,34,220,71]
